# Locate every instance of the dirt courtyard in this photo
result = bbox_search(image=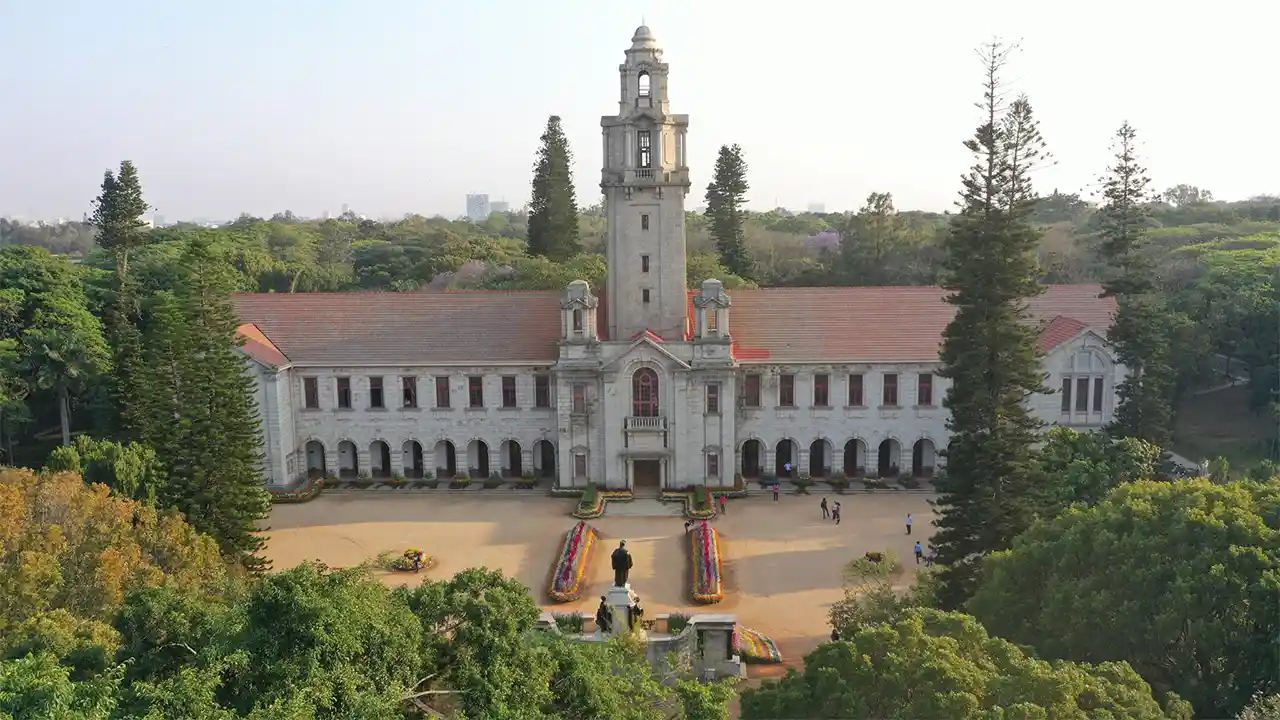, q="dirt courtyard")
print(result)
[263,491,935,666]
